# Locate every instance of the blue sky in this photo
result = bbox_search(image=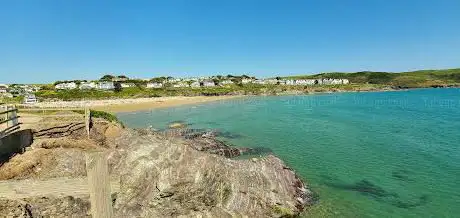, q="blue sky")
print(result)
[1,0,459,84]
